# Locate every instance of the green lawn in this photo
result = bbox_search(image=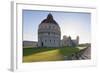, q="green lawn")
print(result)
[23,47,80,62]
[59,47,80,56]
[23,47,58,56]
